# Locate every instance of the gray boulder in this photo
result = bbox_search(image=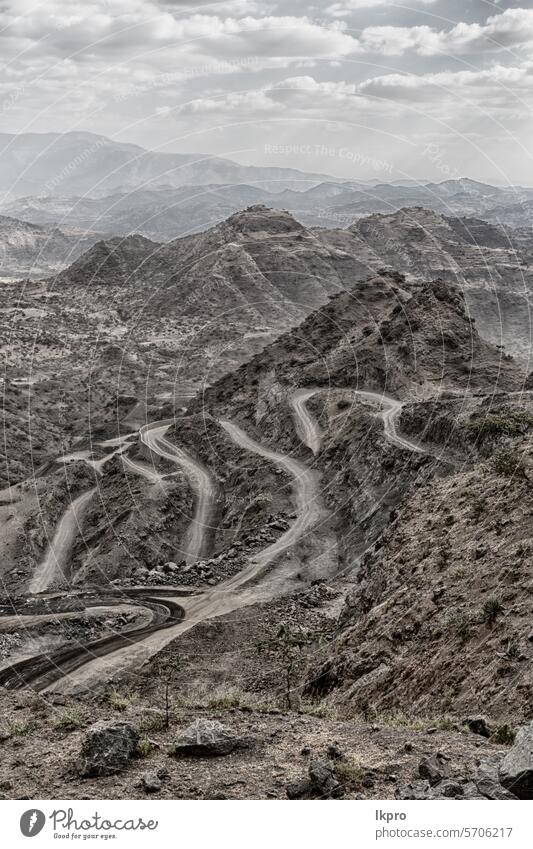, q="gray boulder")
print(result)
[464,715,490,738]
[76,721,139,778]
[287,758,343,800]
[141,773,162,794]
[499,723,533,799]
[171,719,247,757]
[475,753,517,800]
[419,754,450,786]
